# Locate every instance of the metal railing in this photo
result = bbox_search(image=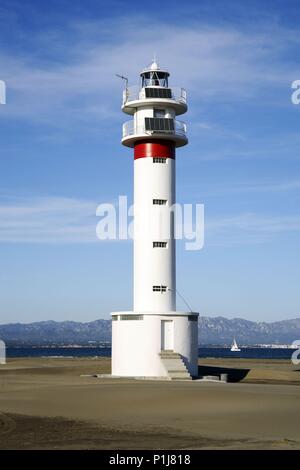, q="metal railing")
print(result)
[122,119,187,139]
[122,86,187,106]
